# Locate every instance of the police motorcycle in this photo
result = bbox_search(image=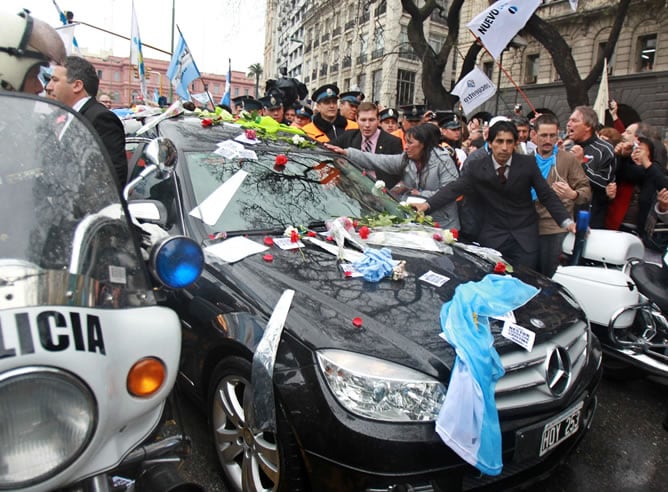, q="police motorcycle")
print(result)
[553,212,668,379]
[0,92,205,491]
